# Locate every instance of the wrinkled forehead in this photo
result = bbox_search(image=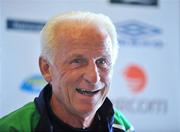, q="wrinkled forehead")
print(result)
[54,20,112,53]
